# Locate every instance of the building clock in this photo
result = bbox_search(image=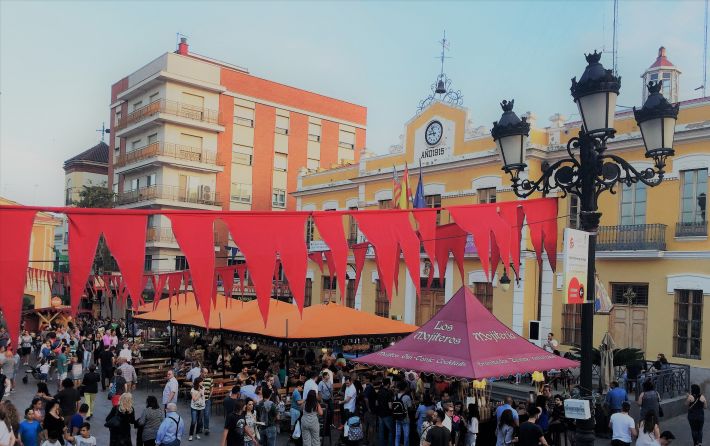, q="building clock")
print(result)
[424,120,443,146]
